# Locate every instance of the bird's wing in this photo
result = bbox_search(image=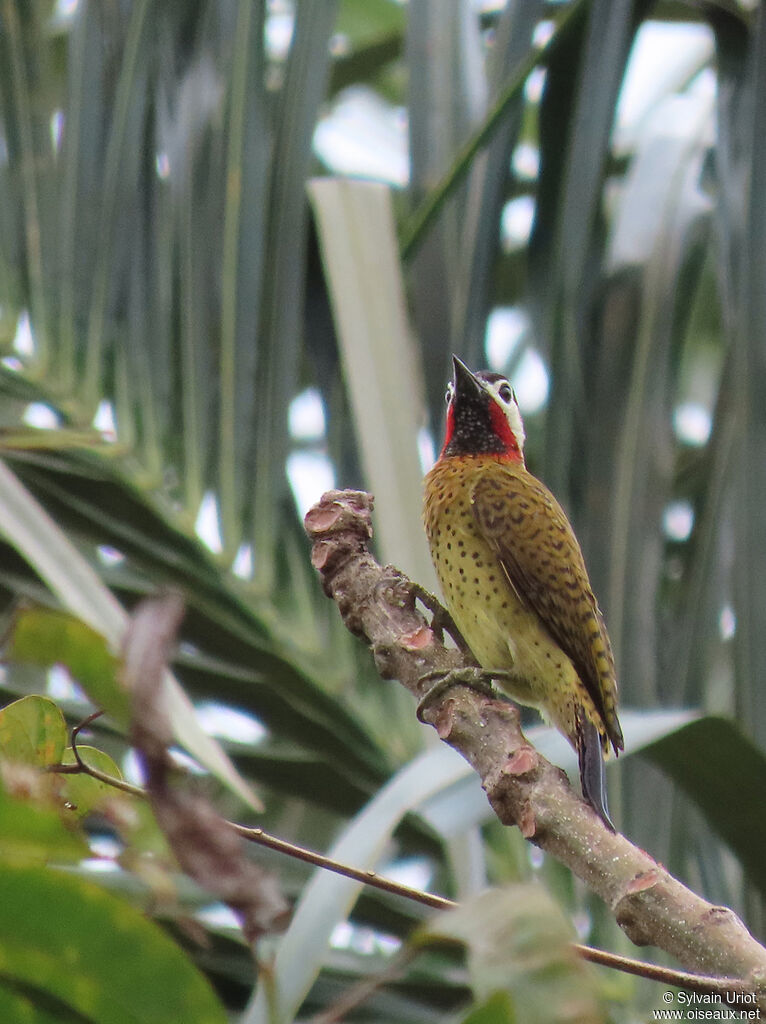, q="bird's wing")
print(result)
[469,467,623,753]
